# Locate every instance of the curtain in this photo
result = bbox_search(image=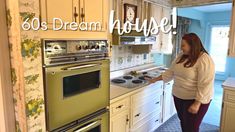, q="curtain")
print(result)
[171,16,191,61]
